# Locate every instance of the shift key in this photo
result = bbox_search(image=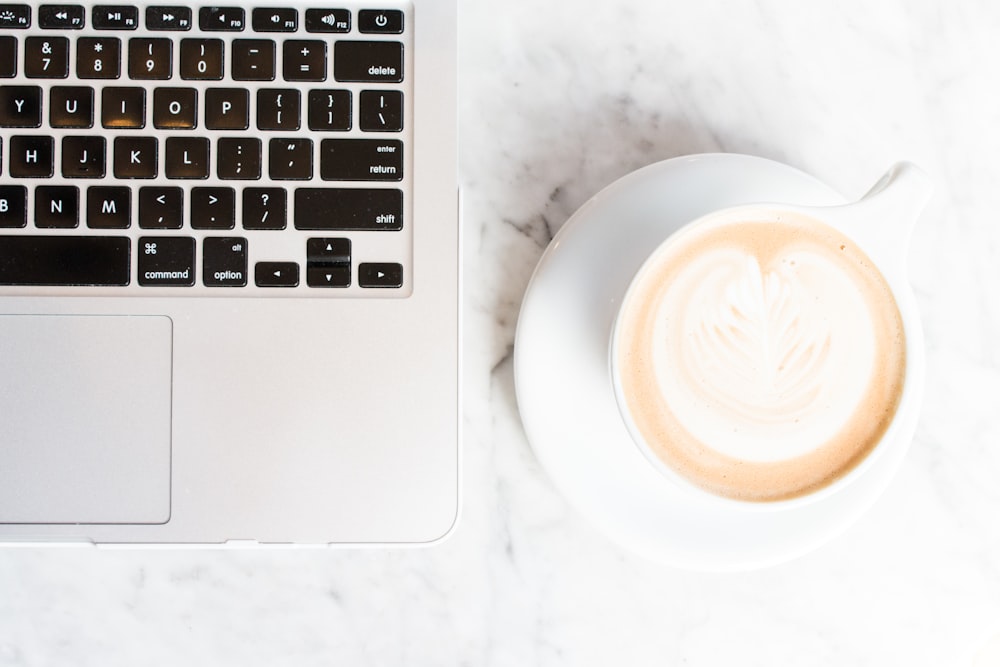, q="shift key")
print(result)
[294,188,402,231]
[334,41,402,82]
